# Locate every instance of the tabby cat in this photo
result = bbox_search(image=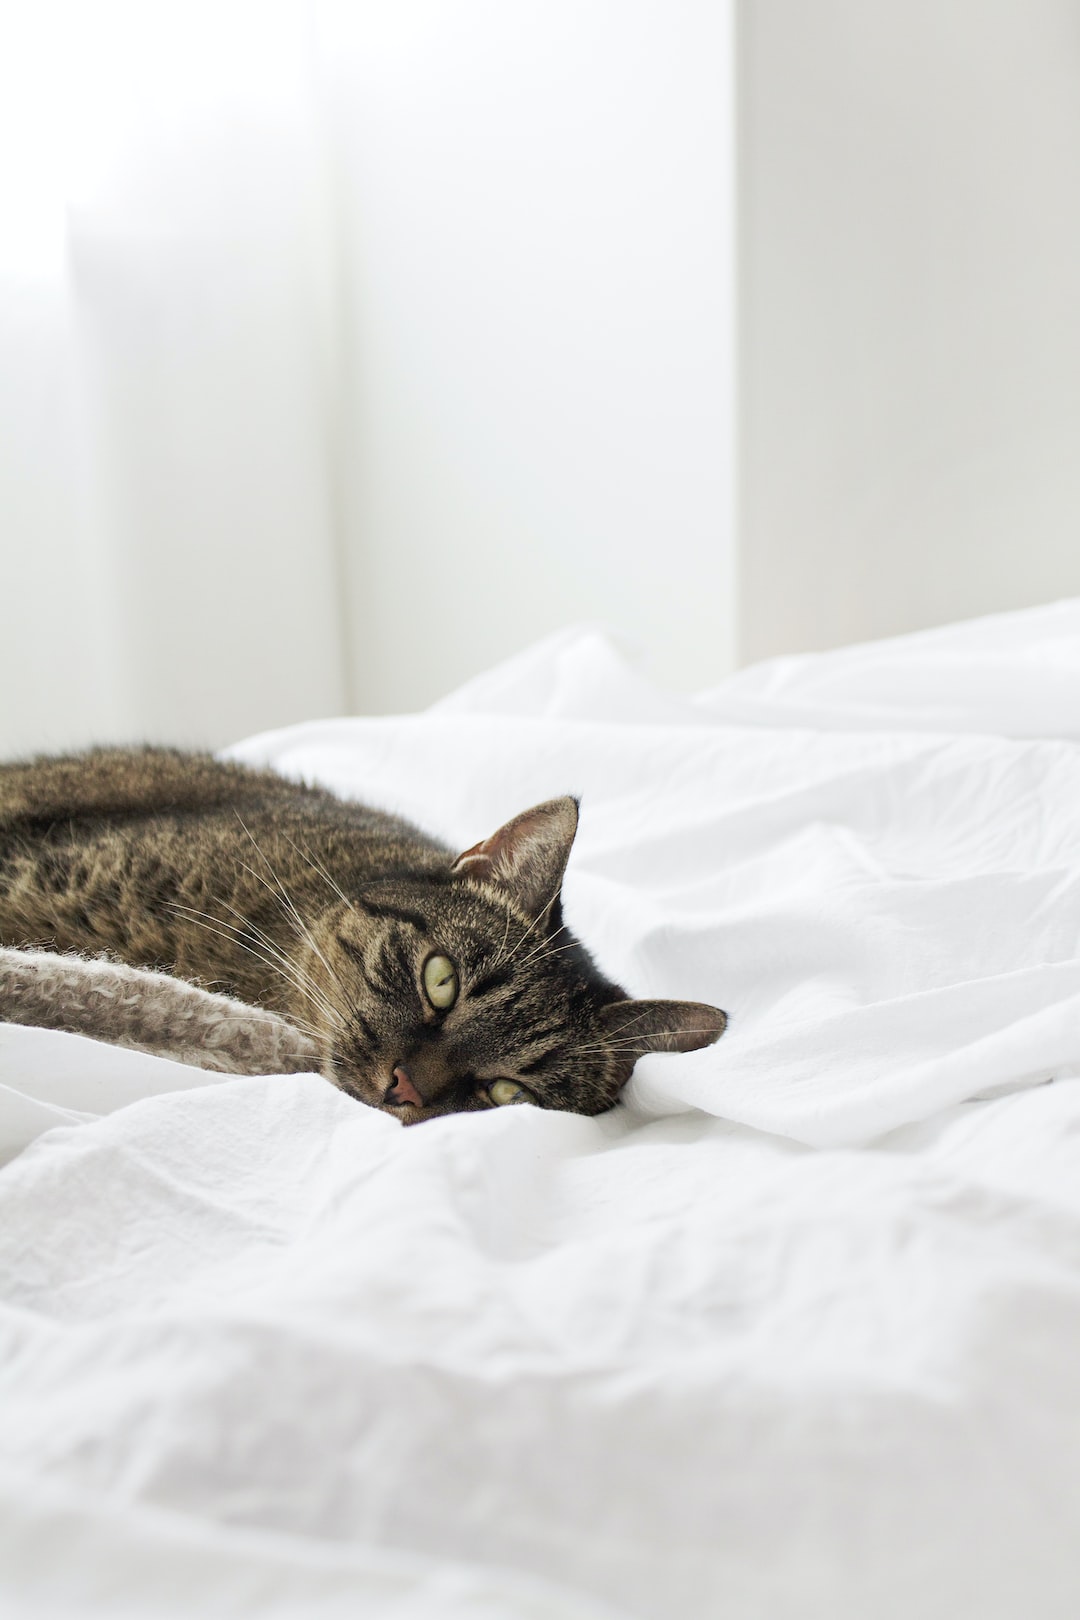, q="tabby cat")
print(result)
[0,749,726,1121]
